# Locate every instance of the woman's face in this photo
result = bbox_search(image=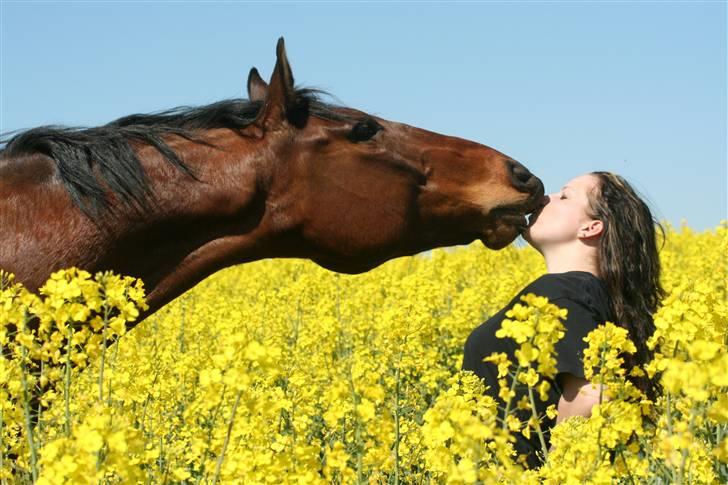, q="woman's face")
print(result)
[523,174,601,250]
